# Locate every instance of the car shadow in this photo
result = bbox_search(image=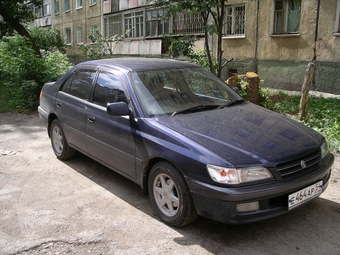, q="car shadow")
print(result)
[63,152,340,254]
